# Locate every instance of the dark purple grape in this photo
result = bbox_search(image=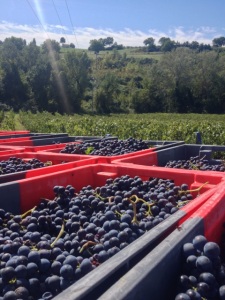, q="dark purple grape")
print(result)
[46,275,61,294]
[185,289,201,299]
[2,291,17,300]
[203,242,220,259]
[80,258,93,275]
[182,243,197,259]
[219,285,225,300]
[192,235,207,252]
[196,255,213,272]
[196,281,210,297]
[60,264,74,280]
[1,267,15,283]
[14,286,29,299]
[175,293,191,300]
